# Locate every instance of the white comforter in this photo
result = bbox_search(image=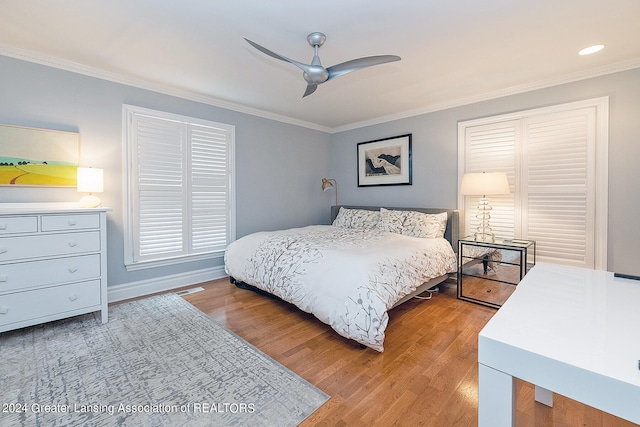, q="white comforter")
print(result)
[224,225,457,352]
